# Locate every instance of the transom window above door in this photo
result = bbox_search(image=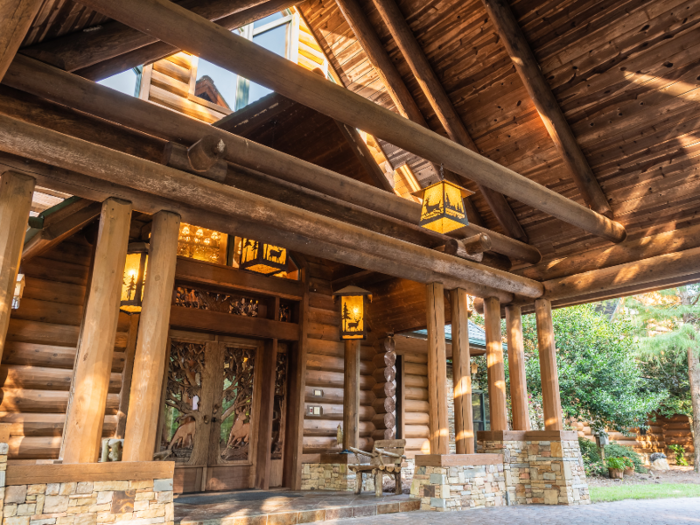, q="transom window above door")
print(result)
[193,11,295,112]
